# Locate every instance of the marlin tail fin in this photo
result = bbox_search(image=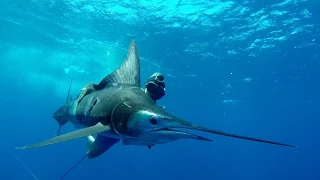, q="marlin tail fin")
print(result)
[52,77,74,136]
